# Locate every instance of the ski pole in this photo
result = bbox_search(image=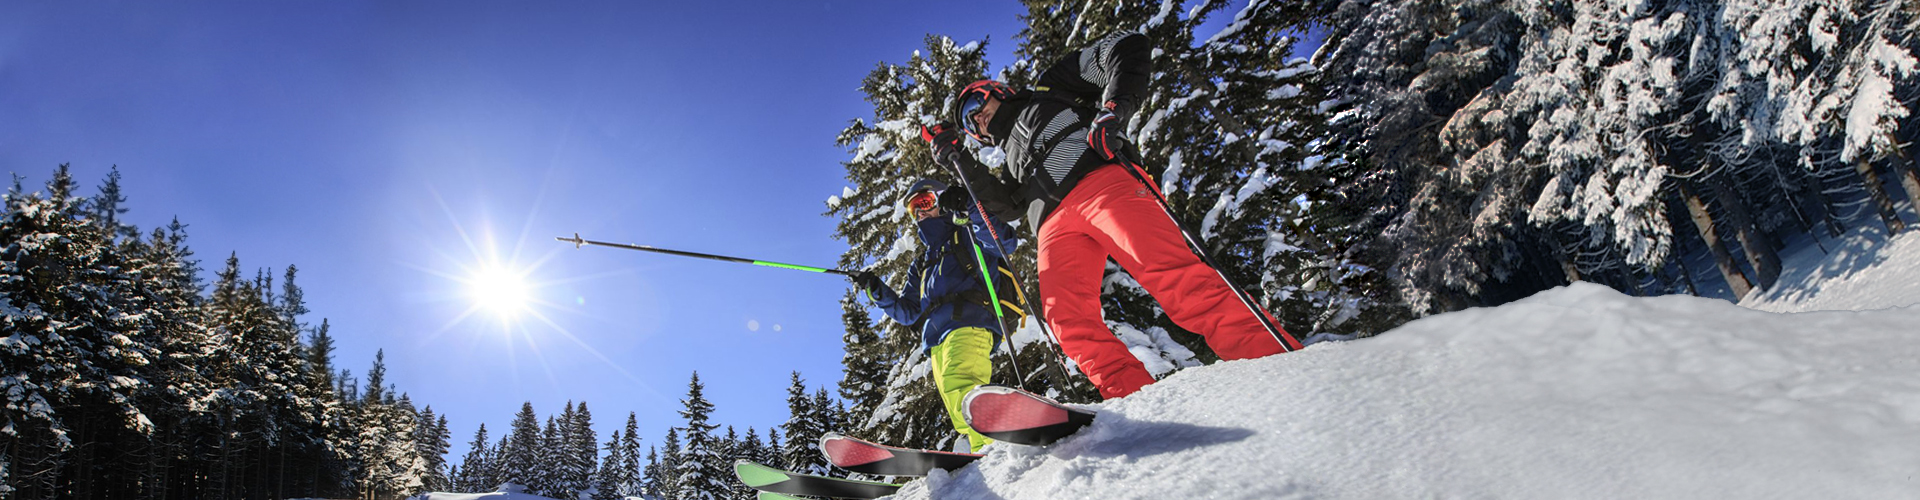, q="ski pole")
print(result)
[958,220,1030,393]
[557,233,851,276]
[1106,154,1304,352]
